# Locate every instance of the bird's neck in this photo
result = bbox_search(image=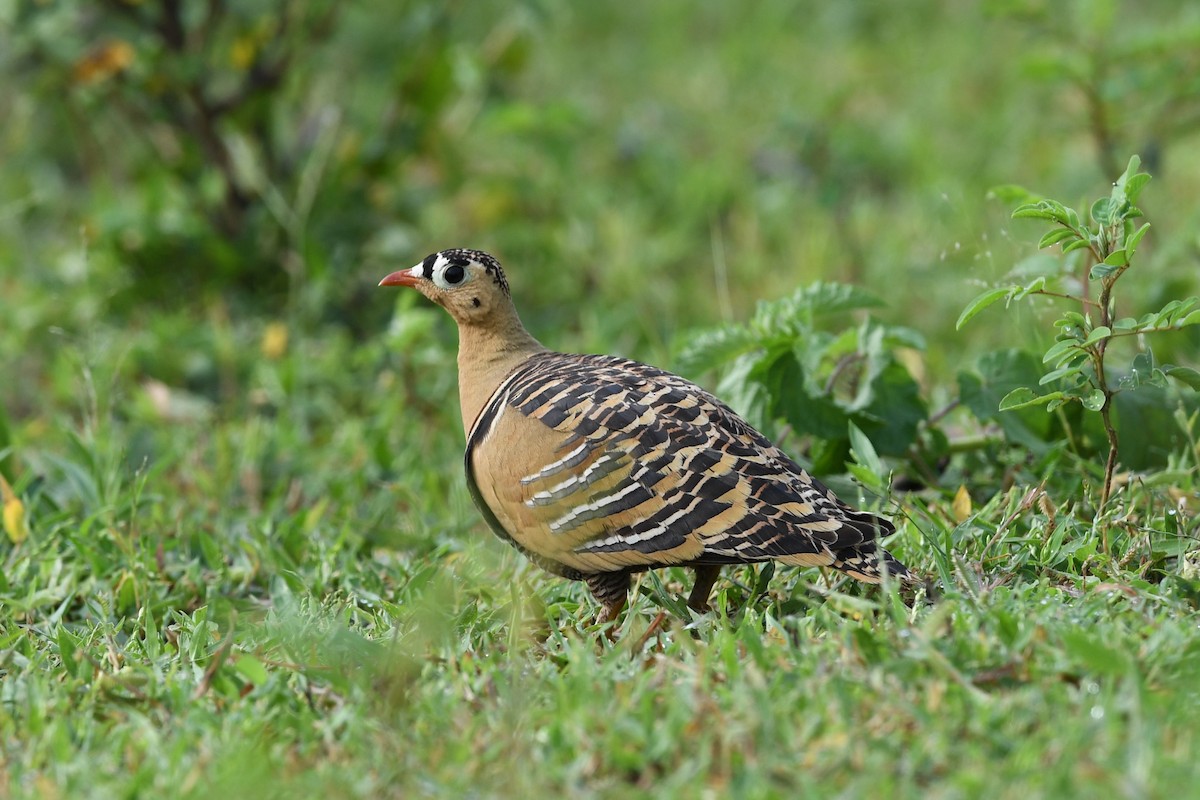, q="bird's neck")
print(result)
[455,314,545,437]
